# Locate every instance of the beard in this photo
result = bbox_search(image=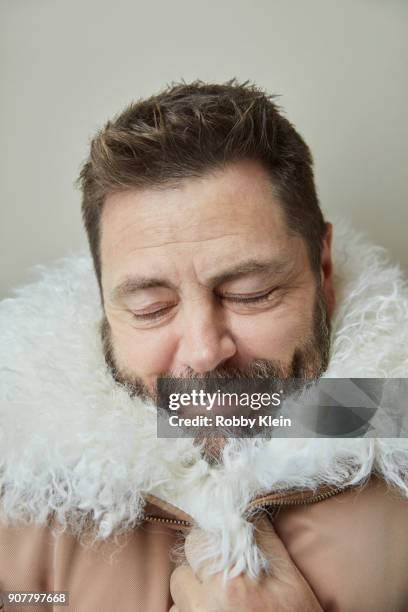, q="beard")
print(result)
[101,286,331,464]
